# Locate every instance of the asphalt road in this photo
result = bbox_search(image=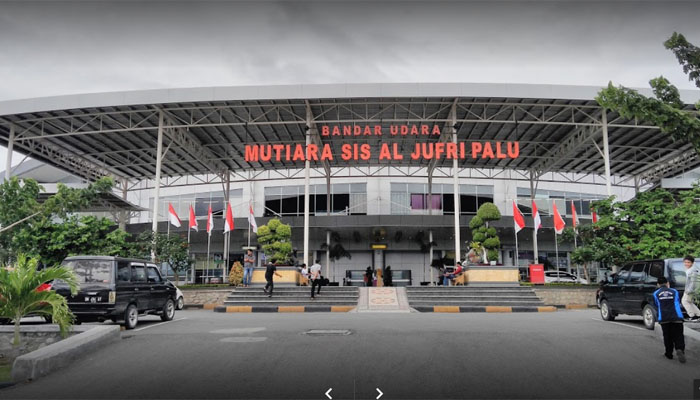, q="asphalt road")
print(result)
[2,309,700,400]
